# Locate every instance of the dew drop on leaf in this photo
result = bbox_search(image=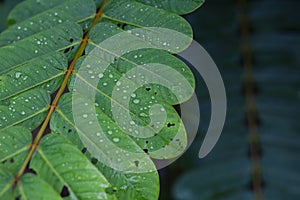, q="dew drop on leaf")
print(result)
[98,73,104,79]
[133,99,140,104]
[15,72,22,79]
[82,114,88,118]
